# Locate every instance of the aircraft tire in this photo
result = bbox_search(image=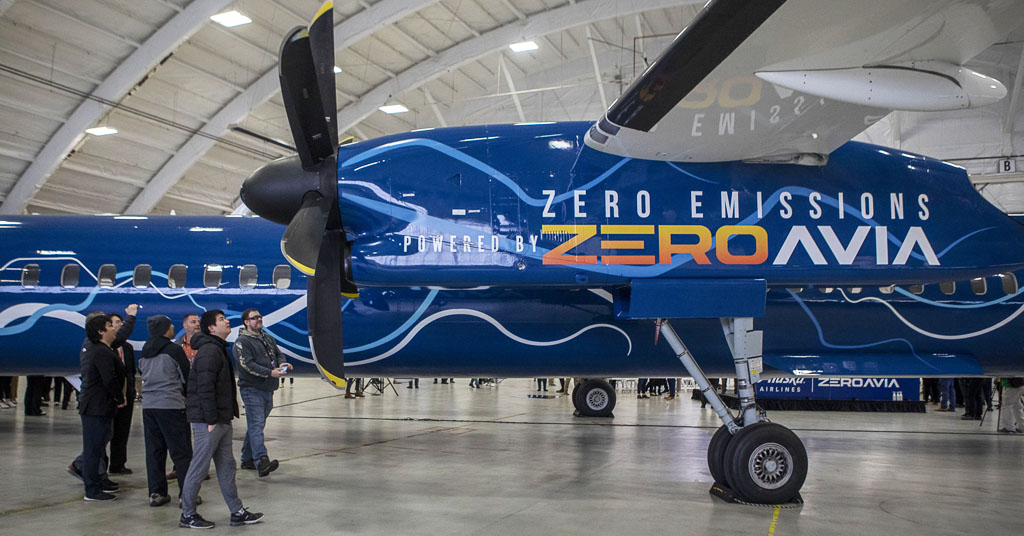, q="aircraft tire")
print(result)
[707,425,733,486]
[575,379,616,417]
[571,382,583,409]
[723,422,807,504]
